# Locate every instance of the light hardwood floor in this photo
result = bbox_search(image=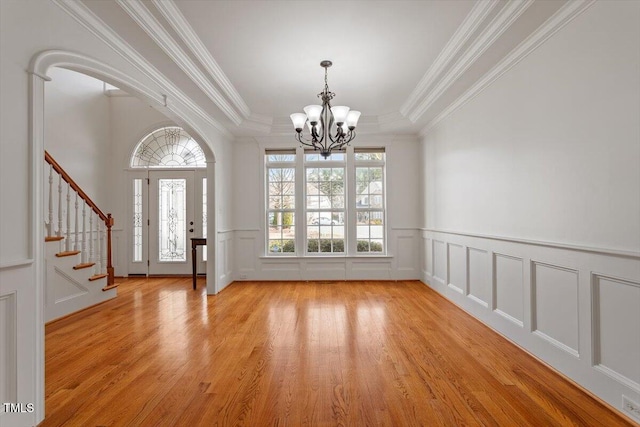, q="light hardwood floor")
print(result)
[42,278,634,426]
